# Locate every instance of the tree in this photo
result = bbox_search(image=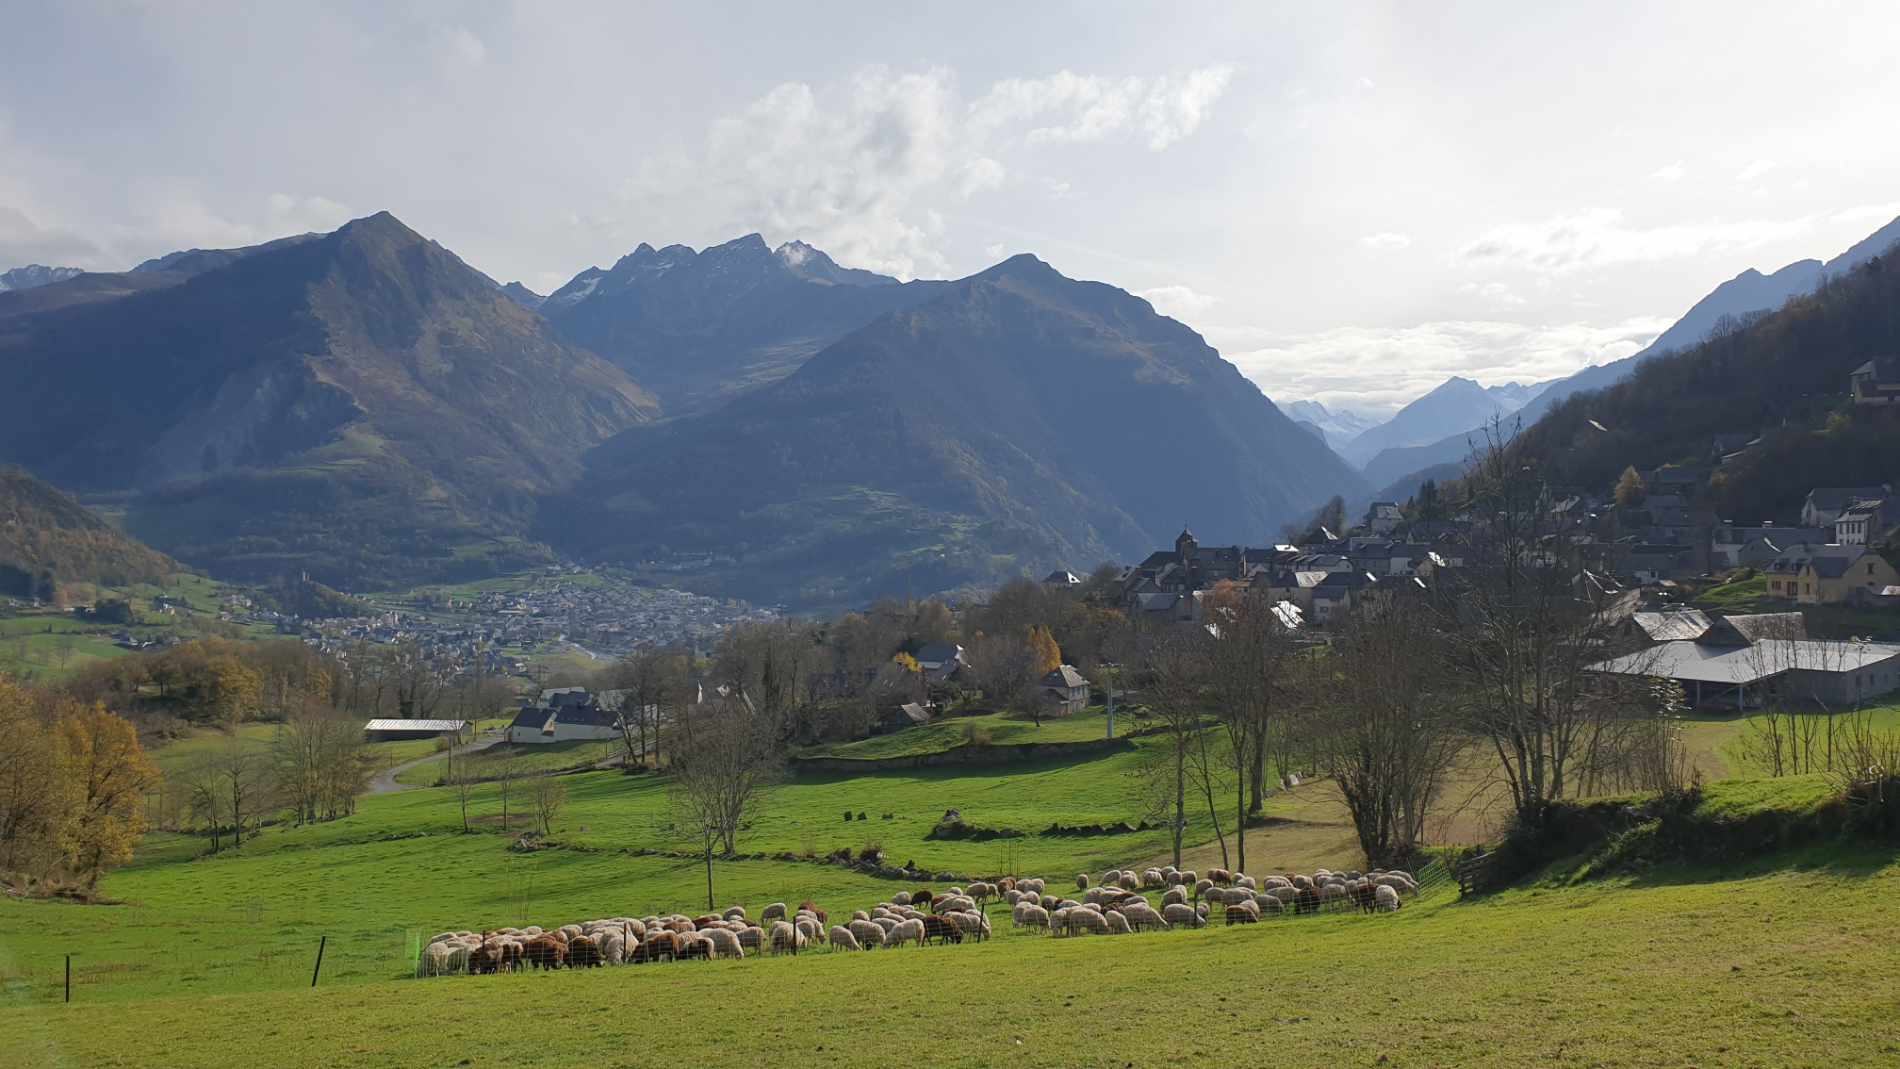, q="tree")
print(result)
[496,757,521,832]
[0,676,77,876]
[270,698,370,824]
[54,704,161,886]
[1027,625,1062,677]
[1614,465,1646,507]
[668,690,782,903]
[604,648,691,768]
[529,774,566,837]
[967,631,1042,723]
[1414,477,1443,523]
[214,727,269,848]
[1442,430,1666,829]
[1205,587,1296,873]
[1312,594,1466,867]
[1127,622,1211,868]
